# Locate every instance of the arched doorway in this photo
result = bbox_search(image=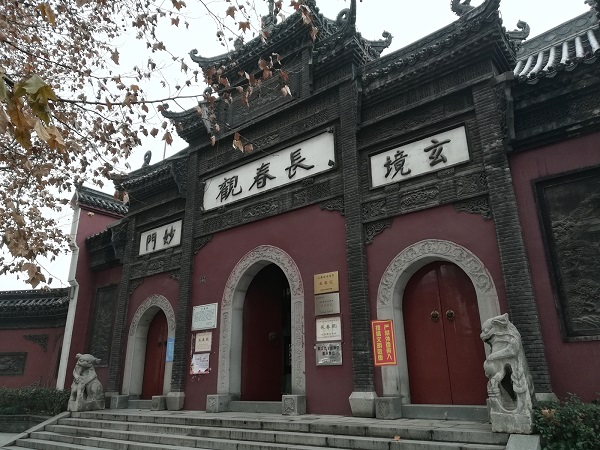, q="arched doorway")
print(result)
[241,264,291,401]
[403,262,487,405]
[141,310,168,399]
[122,295,176,399]
[216,245,305,401]
[376,239,501,404]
